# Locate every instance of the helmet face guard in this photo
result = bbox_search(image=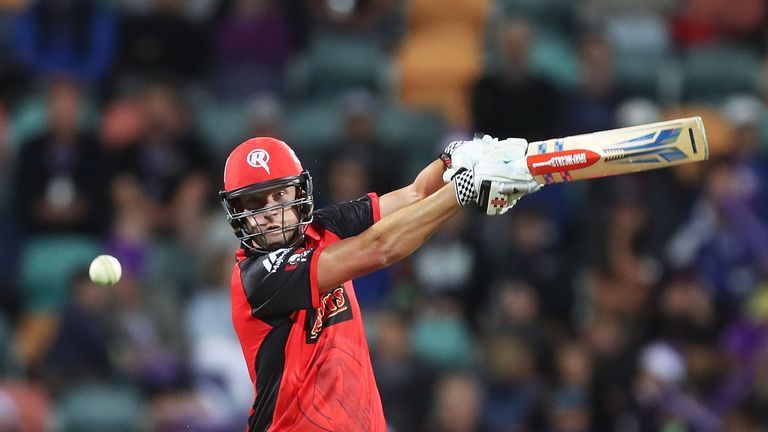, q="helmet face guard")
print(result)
[220,171,314,252]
